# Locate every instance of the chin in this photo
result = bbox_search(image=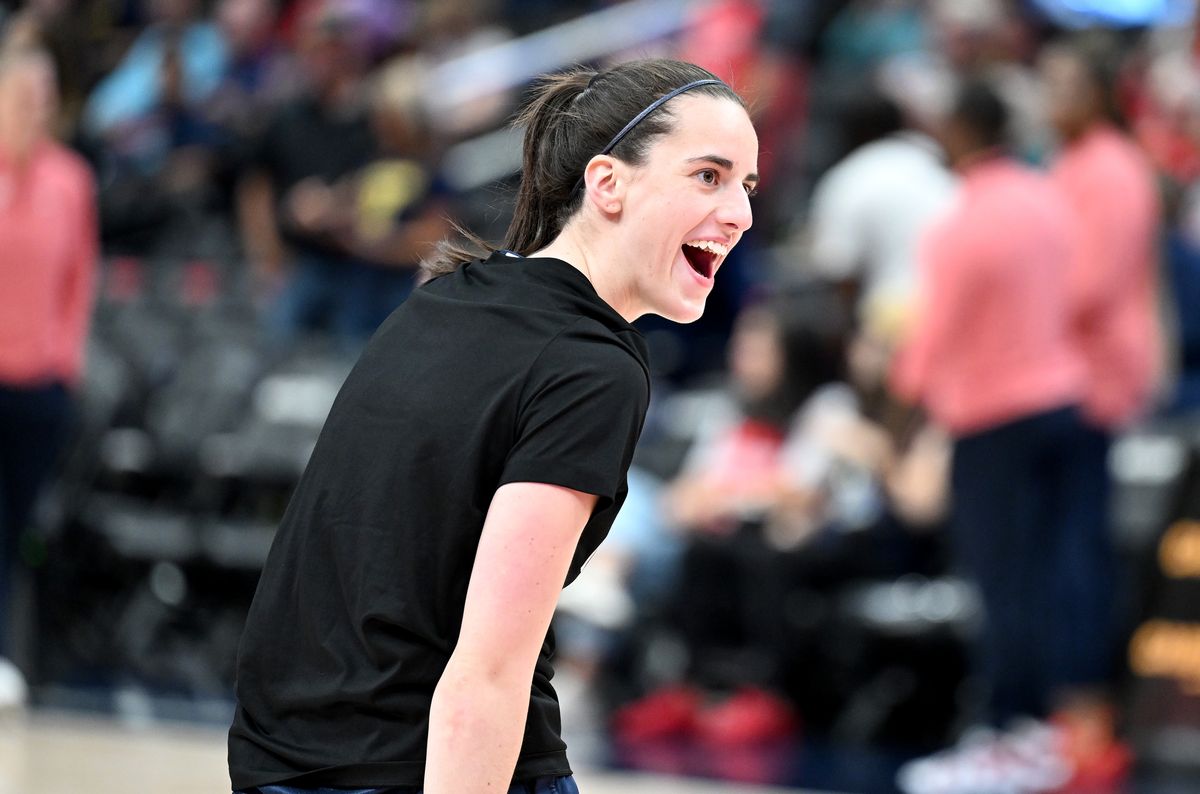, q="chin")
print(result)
[658,299,707,324]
